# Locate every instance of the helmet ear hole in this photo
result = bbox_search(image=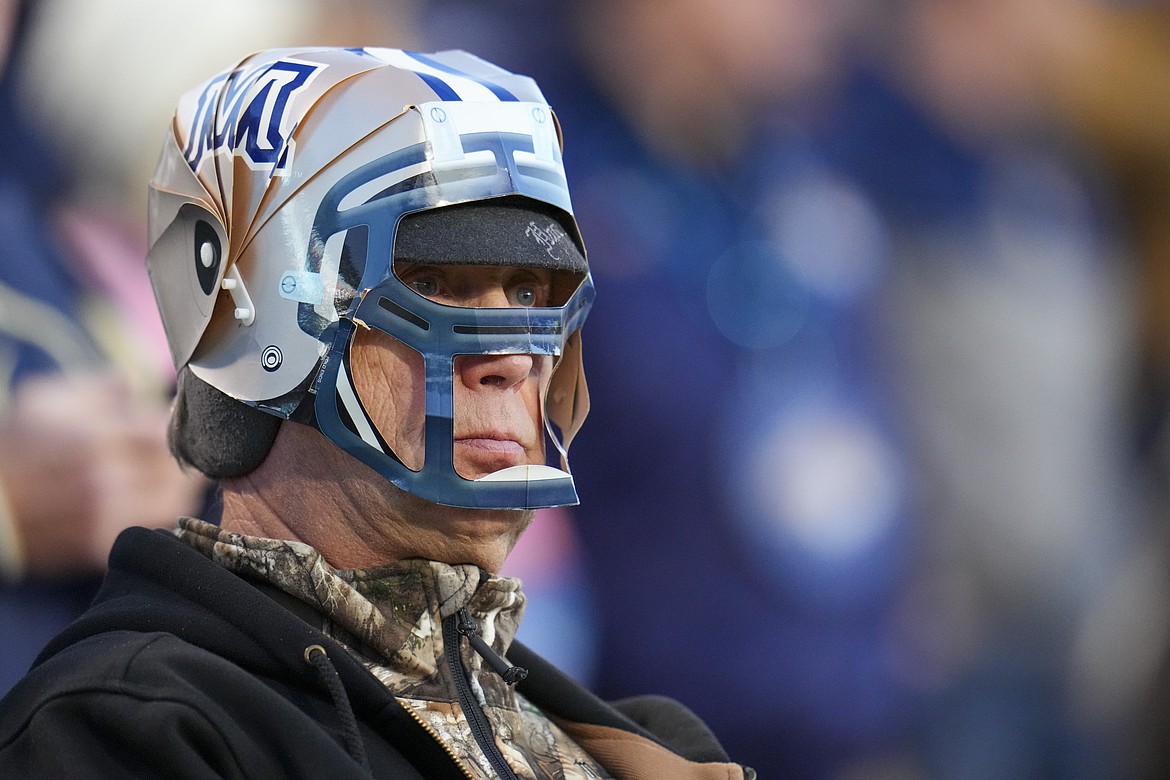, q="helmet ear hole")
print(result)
[194,219,221,296]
